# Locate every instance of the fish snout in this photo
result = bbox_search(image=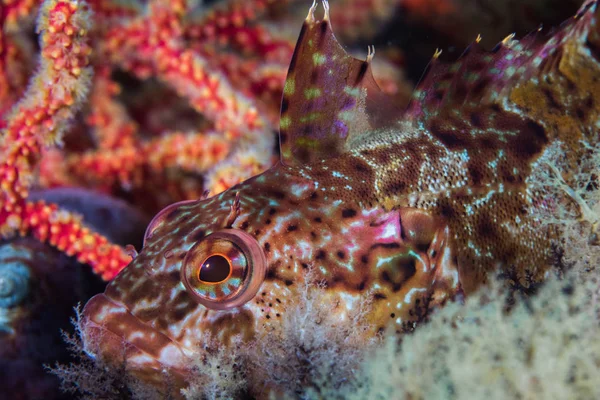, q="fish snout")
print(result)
[81,293,189,391]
